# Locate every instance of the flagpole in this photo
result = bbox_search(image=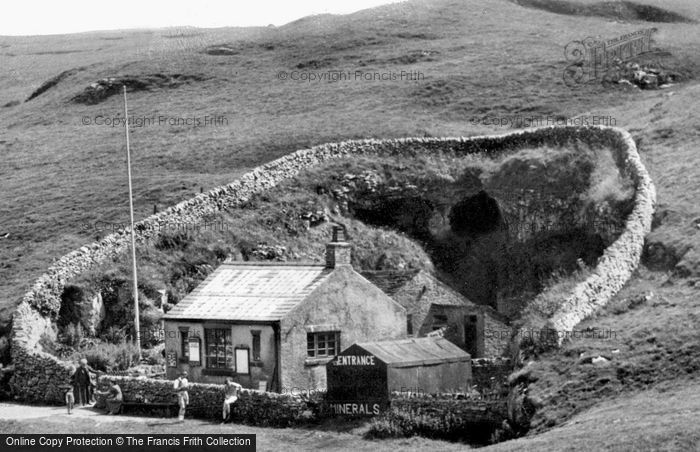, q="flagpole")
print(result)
[123,85,142,361]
